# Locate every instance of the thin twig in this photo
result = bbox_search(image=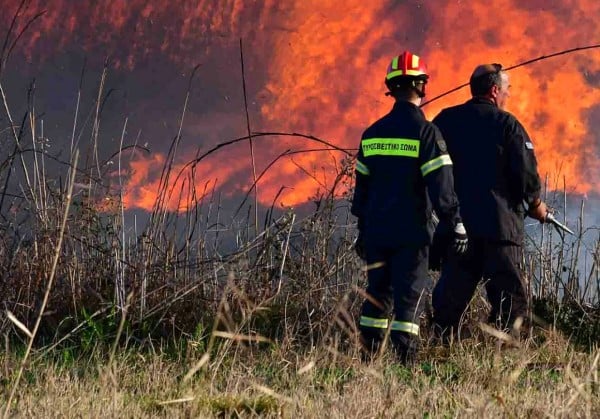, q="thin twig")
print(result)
[239,38,259,234]
[276,213,295,294]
